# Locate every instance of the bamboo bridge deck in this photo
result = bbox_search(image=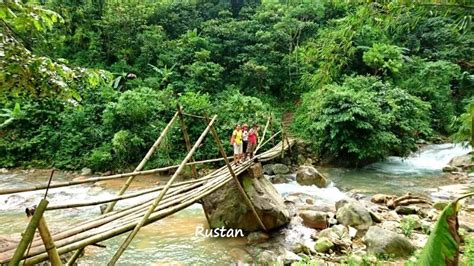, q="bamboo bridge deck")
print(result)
[0,109,294,265]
